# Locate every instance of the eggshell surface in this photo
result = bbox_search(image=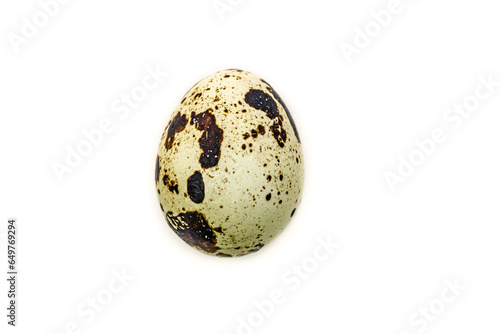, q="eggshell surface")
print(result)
[155,69,304,257]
